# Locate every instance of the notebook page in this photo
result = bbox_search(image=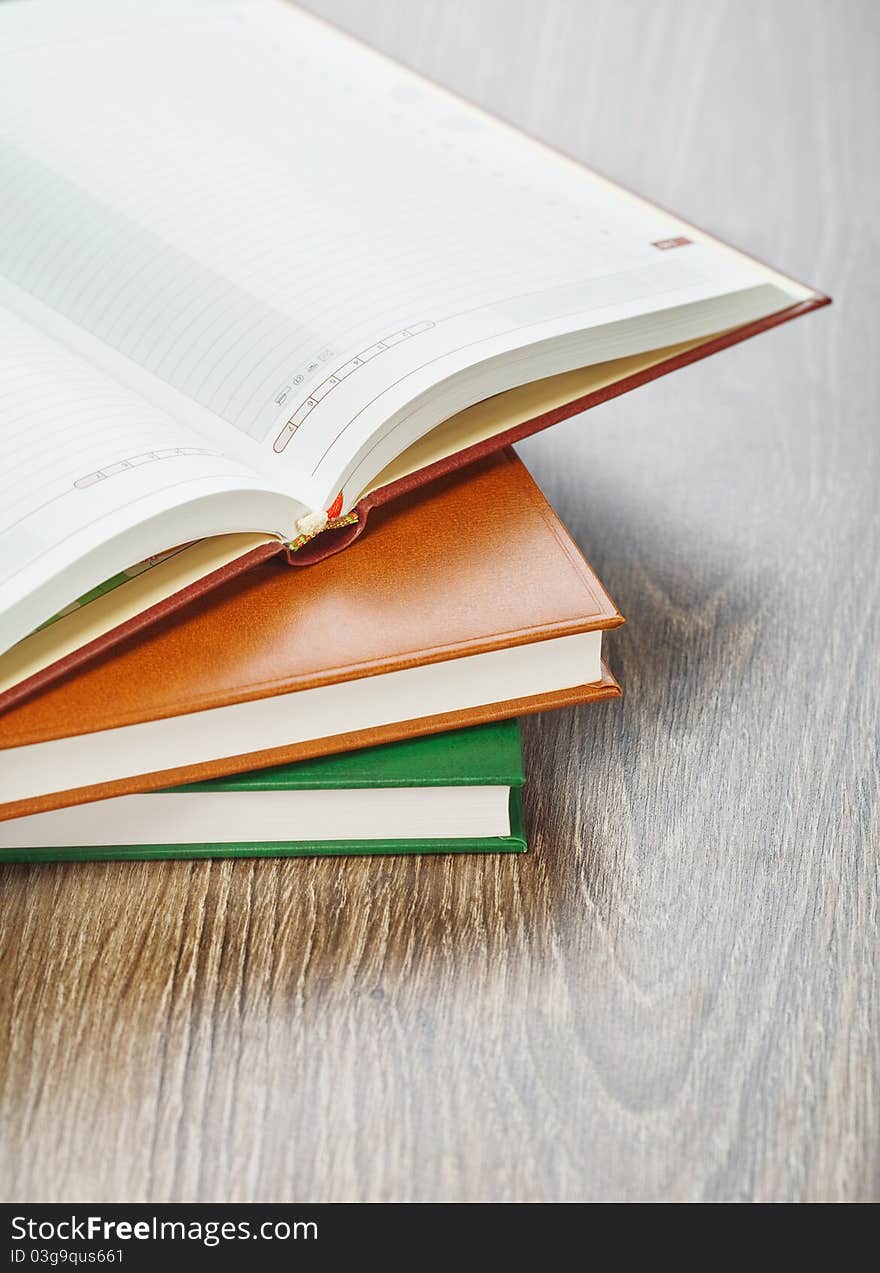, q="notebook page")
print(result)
[0,1,806,513]
[0,305,291,656]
